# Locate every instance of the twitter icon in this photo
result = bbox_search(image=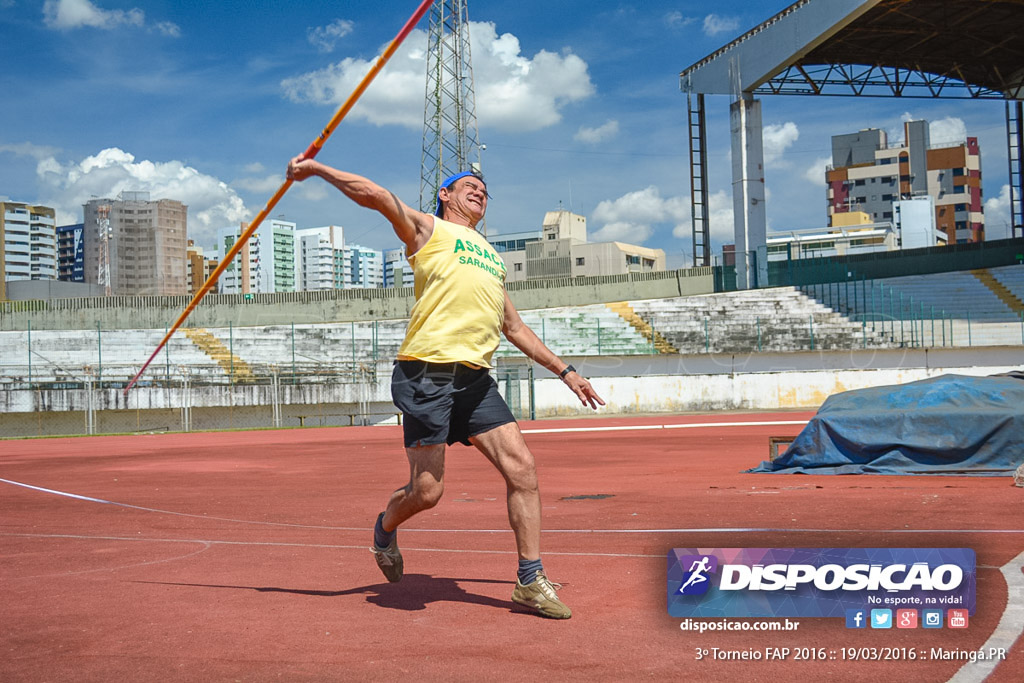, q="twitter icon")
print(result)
[870,609,892,629]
